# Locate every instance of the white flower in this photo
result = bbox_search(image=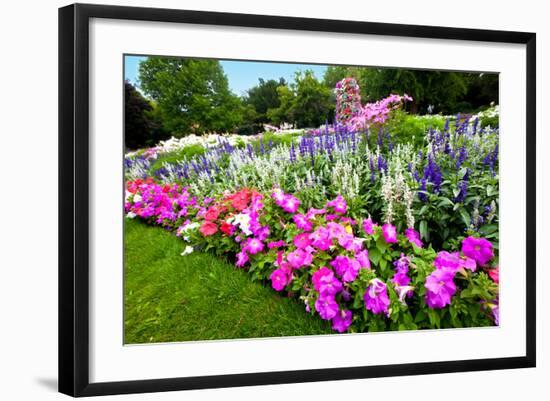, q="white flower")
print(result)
[126,212,136,219]
[181,246,194,256]
[233,213,252,236]
[133,194,142,203]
